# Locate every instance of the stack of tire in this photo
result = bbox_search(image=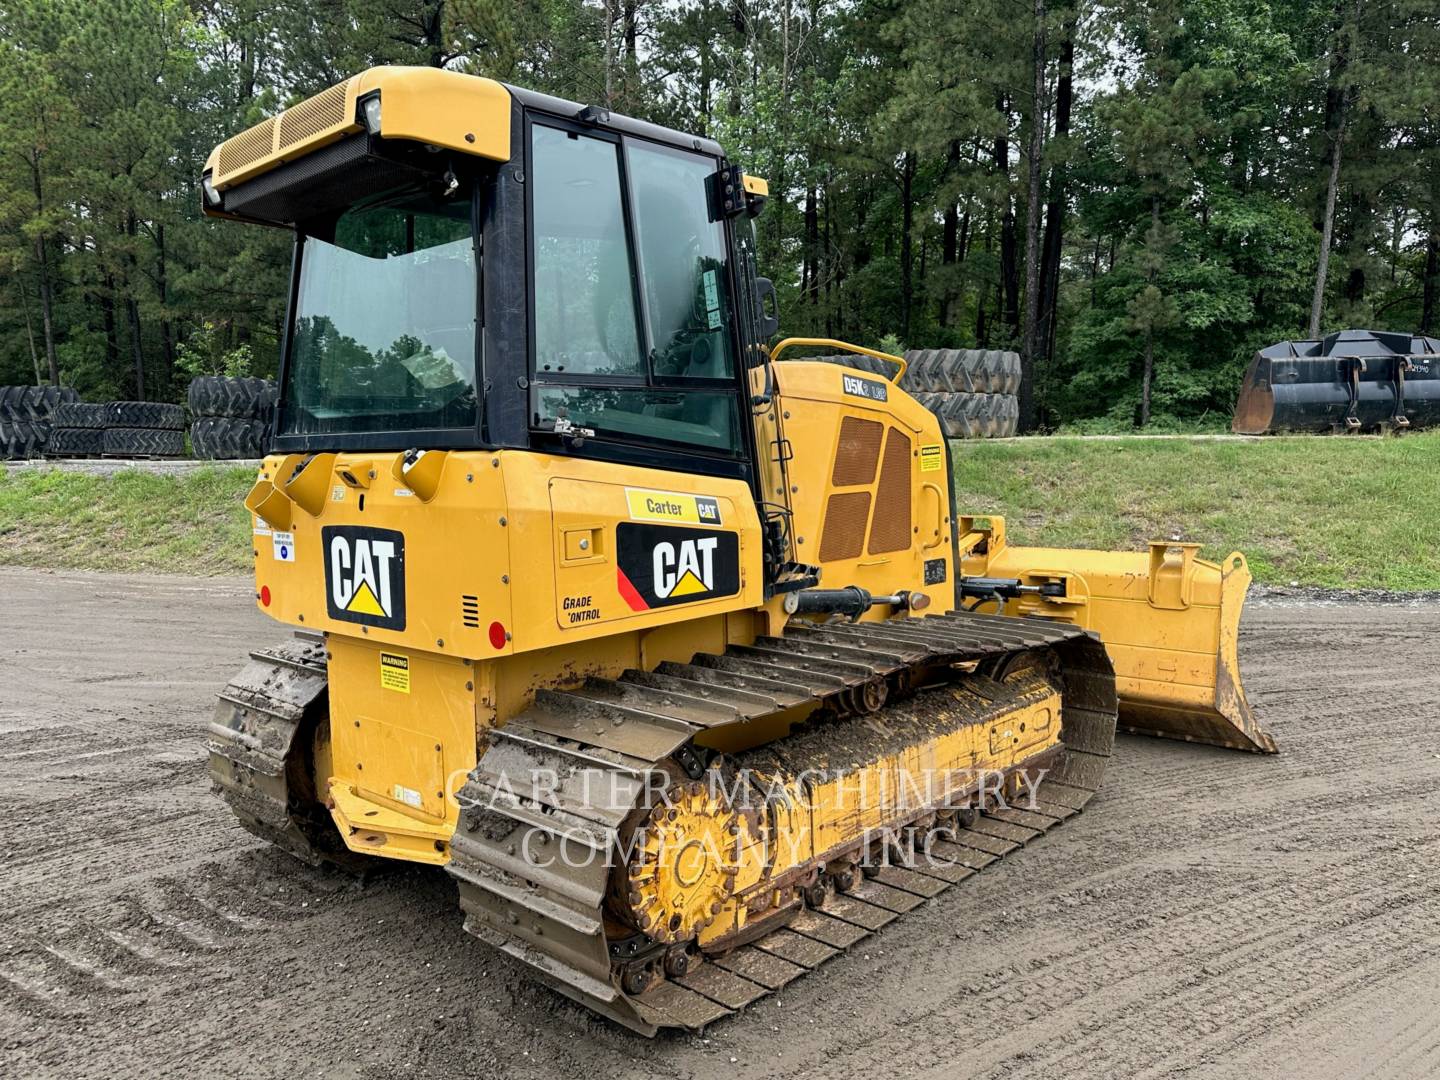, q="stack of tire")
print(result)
[46,402,108,457]
[795,349,1021,438]
[187,376,276,459]
[46,400,188,458]
[900,349,1020,438]
[100,401,187,457]
[1,386,80,459]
